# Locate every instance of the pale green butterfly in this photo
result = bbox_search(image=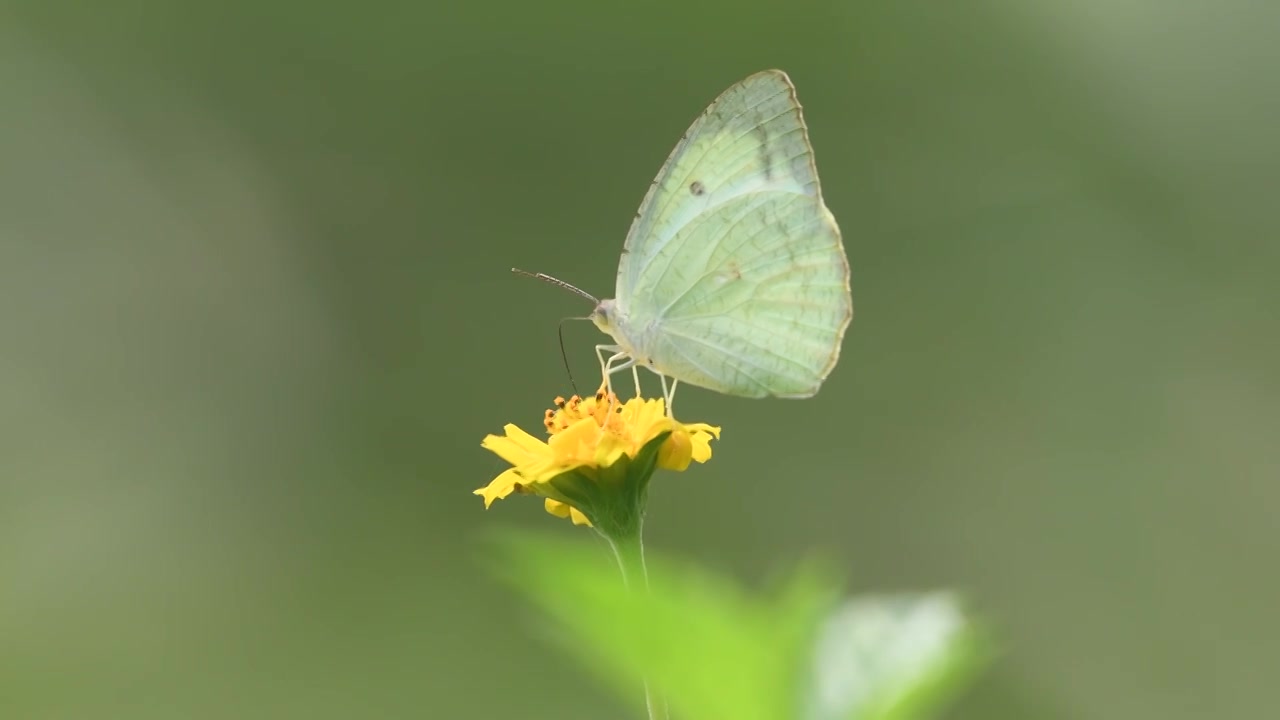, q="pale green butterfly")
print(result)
[518,70,851,413]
